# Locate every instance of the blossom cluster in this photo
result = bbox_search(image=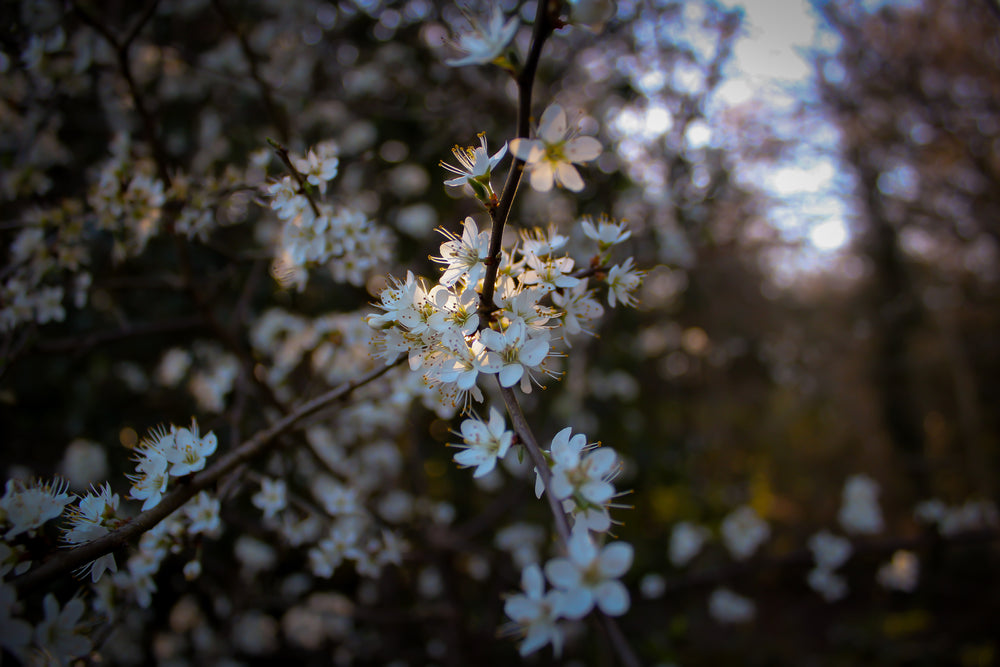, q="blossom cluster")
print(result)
[504,527,633,656]
[262,142,394,290]
[367,208,640,409]
[0,419,222,663]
